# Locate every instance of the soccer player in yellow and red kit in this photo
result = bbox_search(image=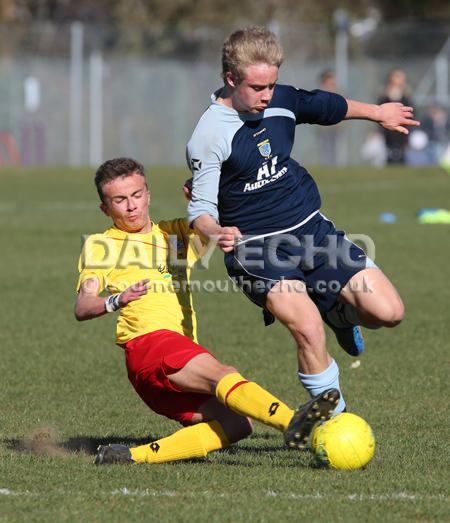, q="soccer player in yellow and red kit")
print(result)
[75,157,339,465]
